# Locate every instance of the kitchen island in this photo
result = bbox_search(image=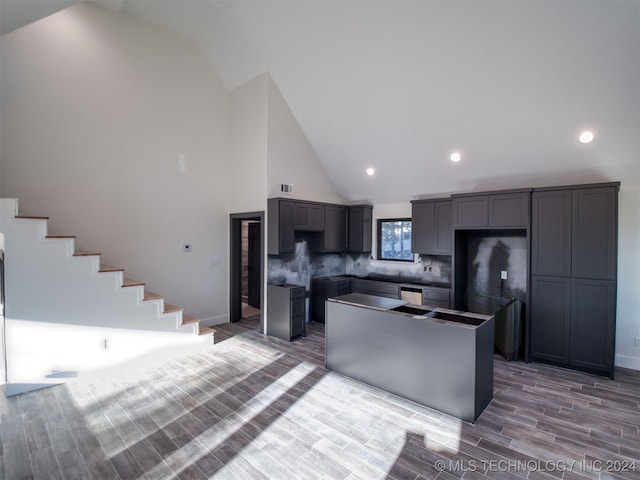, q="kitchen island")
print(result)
[325,293,494,423]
